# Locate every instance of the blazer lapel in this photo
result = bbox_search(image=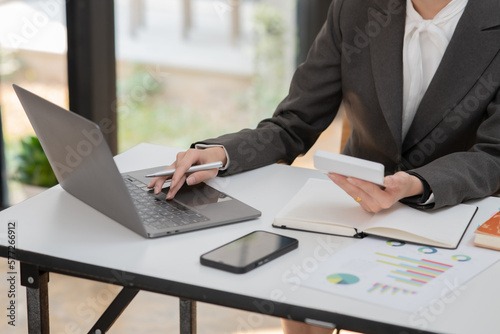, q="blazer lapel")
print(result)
[369,0,407,153]
[403,0,500,151]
